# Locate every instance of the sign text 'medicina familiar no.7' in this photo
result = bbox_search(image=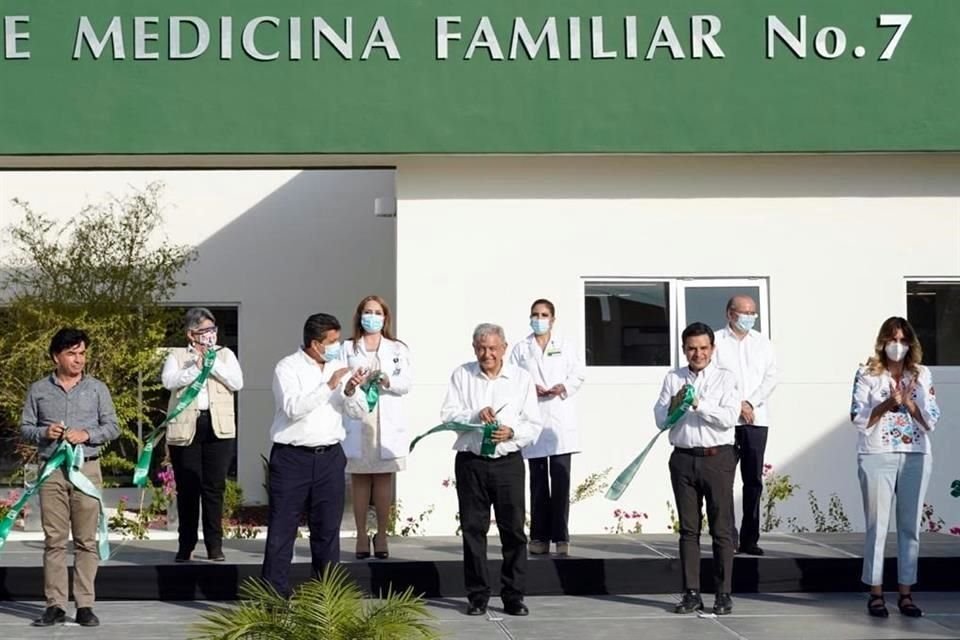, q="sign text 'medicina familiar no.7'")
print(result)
[1,1,959,155]
[1,14,914,63]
